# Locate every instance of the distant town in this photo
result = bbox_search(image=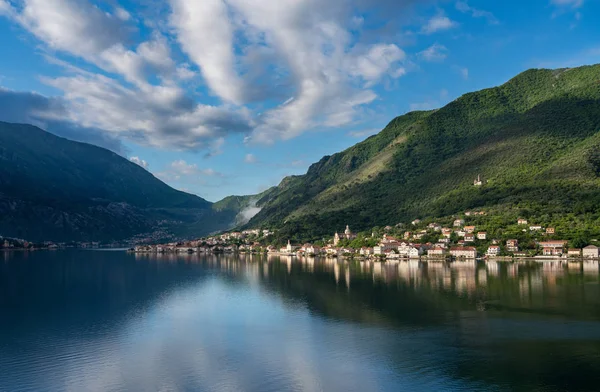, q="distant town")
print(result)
[131,213,600,261]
